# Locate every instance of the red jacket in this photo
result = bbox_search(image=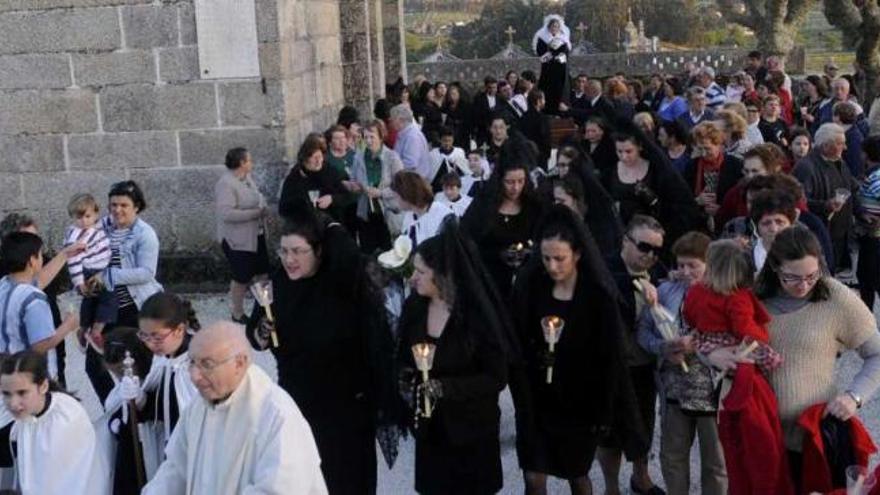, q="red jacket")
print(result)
[719,364,795,495]
[796,403,877,494]
[683,284,771,343]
